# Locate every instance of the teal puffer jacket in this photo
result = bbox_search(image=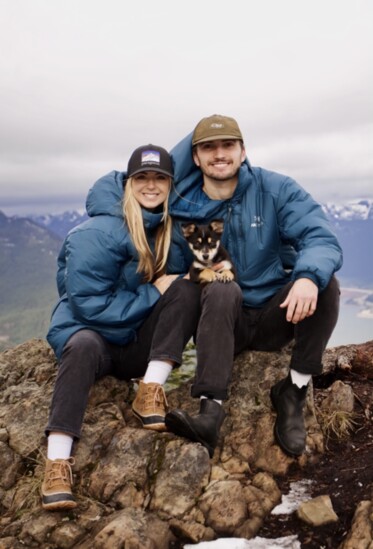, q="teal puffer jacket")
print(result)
[170,133,343,307]
[47,171,189,359]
